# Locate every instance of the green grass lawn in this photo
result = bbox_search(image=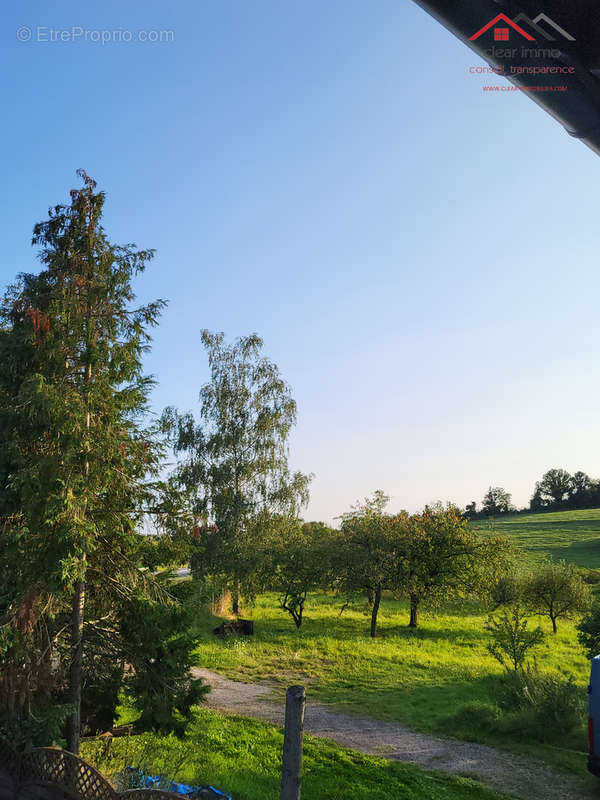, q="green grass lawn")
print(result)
[83,708,510,800]
[194,593,592,779]
[102,508,600,797]
[473,508,600,568]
